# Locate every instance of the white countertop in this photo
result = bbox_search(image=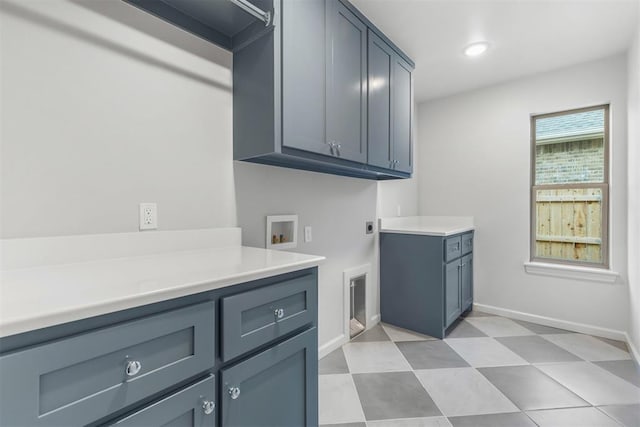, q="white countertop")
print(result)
[0,230,324,338]
[379,216,474,236]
